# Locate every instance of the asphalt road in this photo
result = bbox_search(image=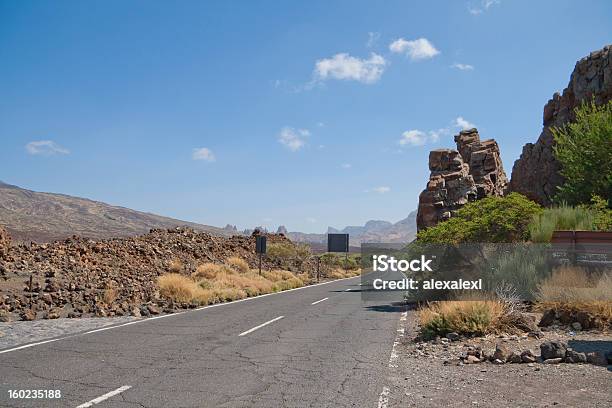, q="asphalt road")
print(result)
[0,276,405,408]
